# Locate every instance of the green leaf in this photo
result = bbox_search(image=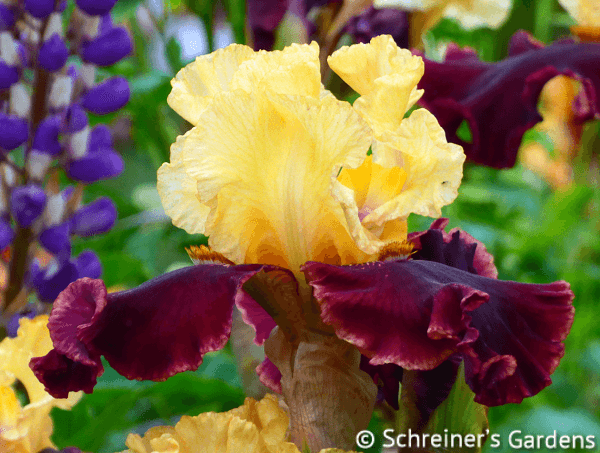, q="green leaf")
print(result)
[166,37,184,73]
[52,354,245,453]
[222,0,246,44]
